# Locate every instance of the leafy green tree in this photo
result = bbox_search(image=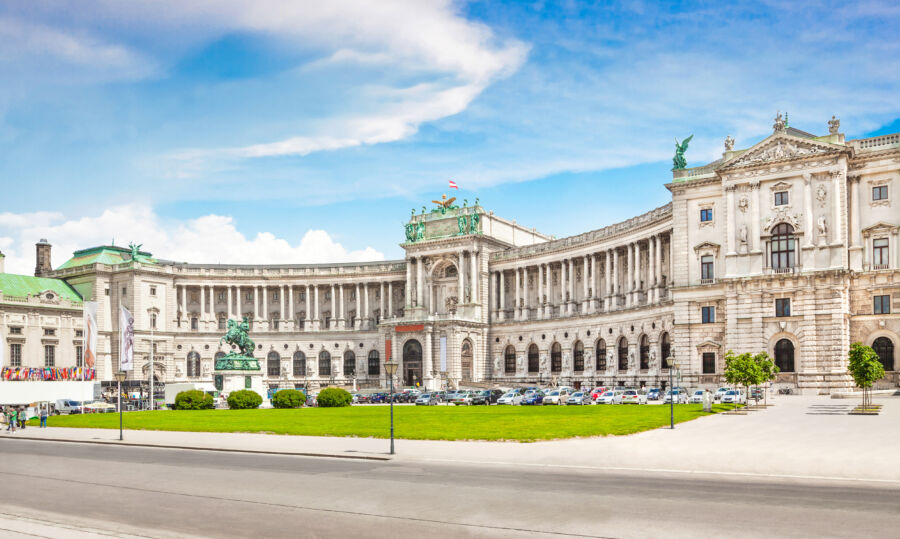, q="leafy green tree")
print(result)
[272,389,307,409]
[317,387,352,408]
[752,352,779,405]
[174,389,214,410]
[847,342,885,410]
[227,389,263,410]
[724,351,759,409]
